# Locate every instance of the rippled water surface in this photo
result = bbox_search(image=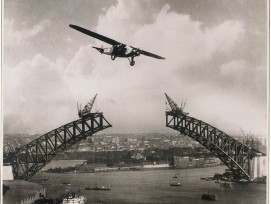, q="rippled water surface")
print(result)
[32,166,266,204]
